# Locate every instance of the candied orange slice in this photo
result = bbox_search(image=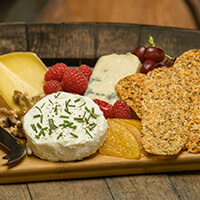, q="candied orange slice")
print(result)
[115,118,141,130]
[99,119,141,159]
[112,118,141,142]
